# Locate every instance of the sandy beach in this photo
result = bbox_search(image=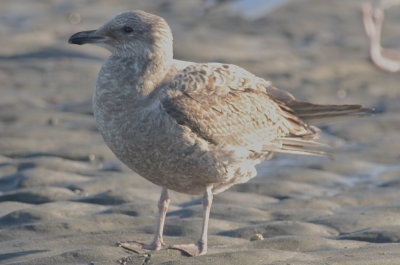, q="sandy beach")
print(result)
[1,0,400,264]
